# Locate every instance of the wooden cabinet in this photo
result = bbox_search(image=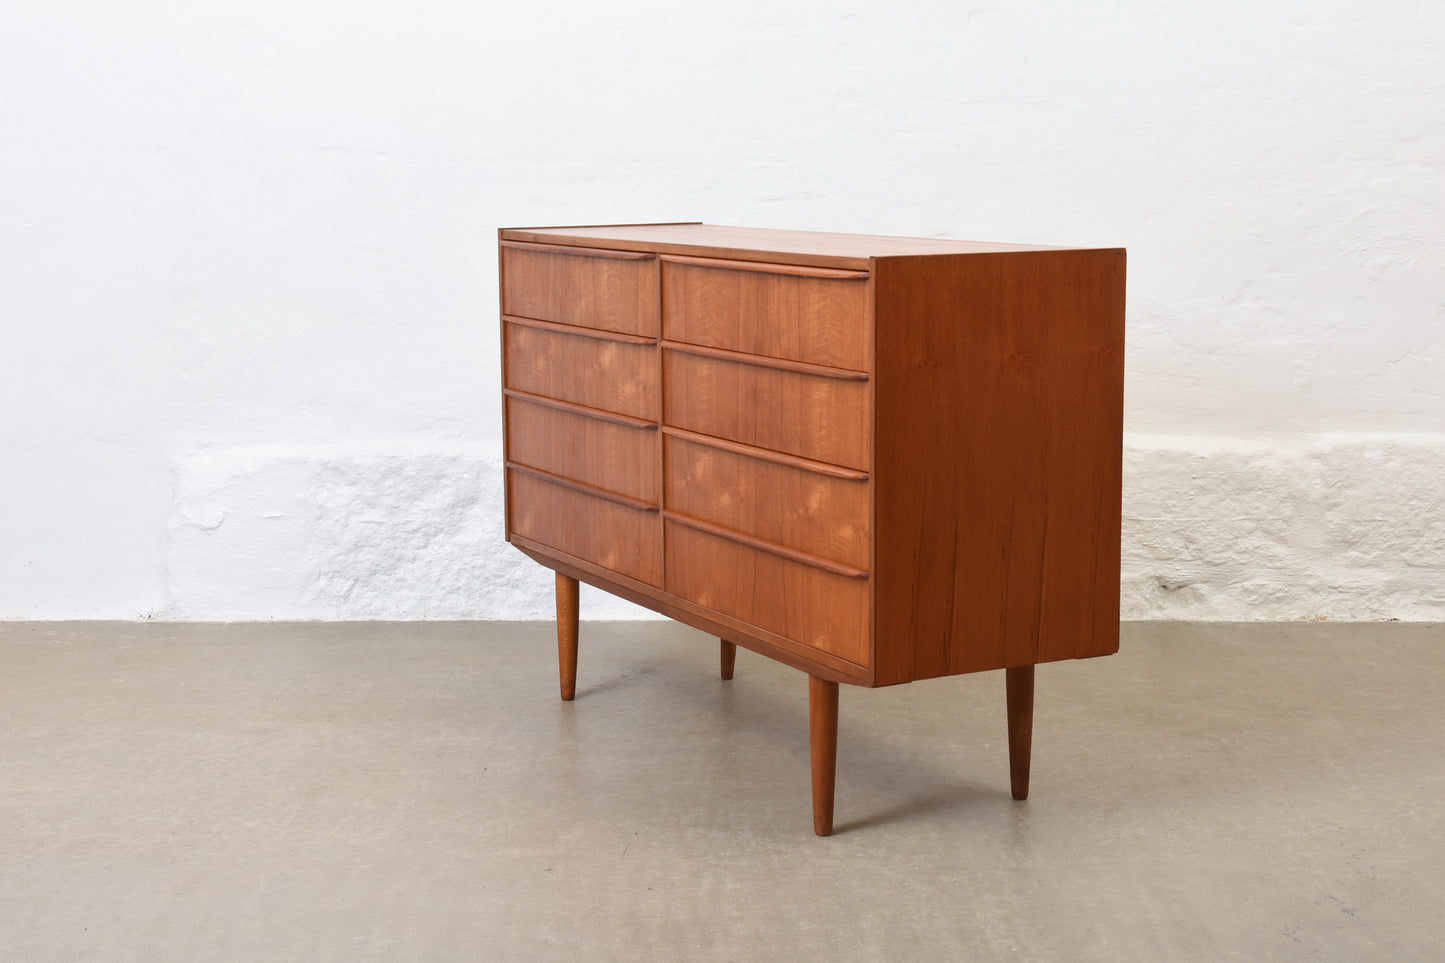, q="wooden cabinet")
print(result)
[500,222,1126,835]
